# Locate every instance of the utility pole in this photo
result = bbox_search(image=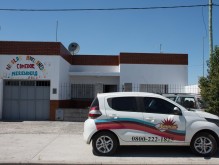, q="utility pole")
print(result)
[209,0,213,56]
